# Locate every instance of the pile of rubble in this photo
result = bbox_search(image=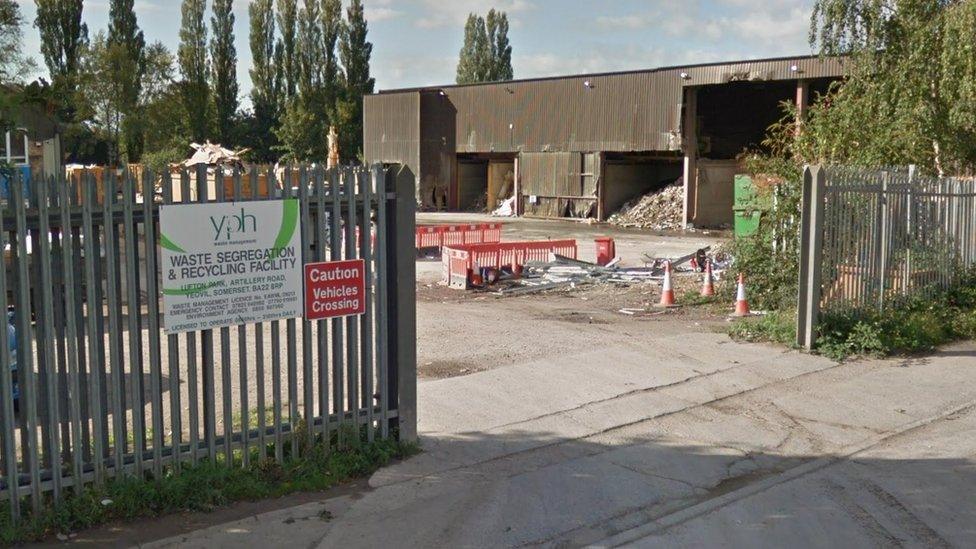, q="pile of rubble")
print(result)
[183,141,248,172]
[607,179,684,231]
